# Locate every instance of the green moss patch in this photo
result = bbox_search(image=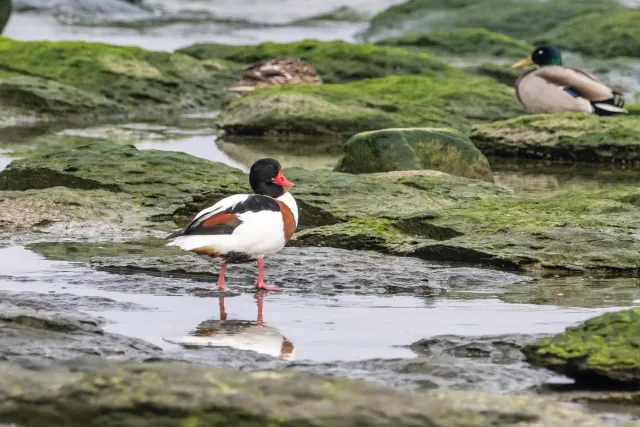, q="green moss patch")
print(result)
[217,75,524,137]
